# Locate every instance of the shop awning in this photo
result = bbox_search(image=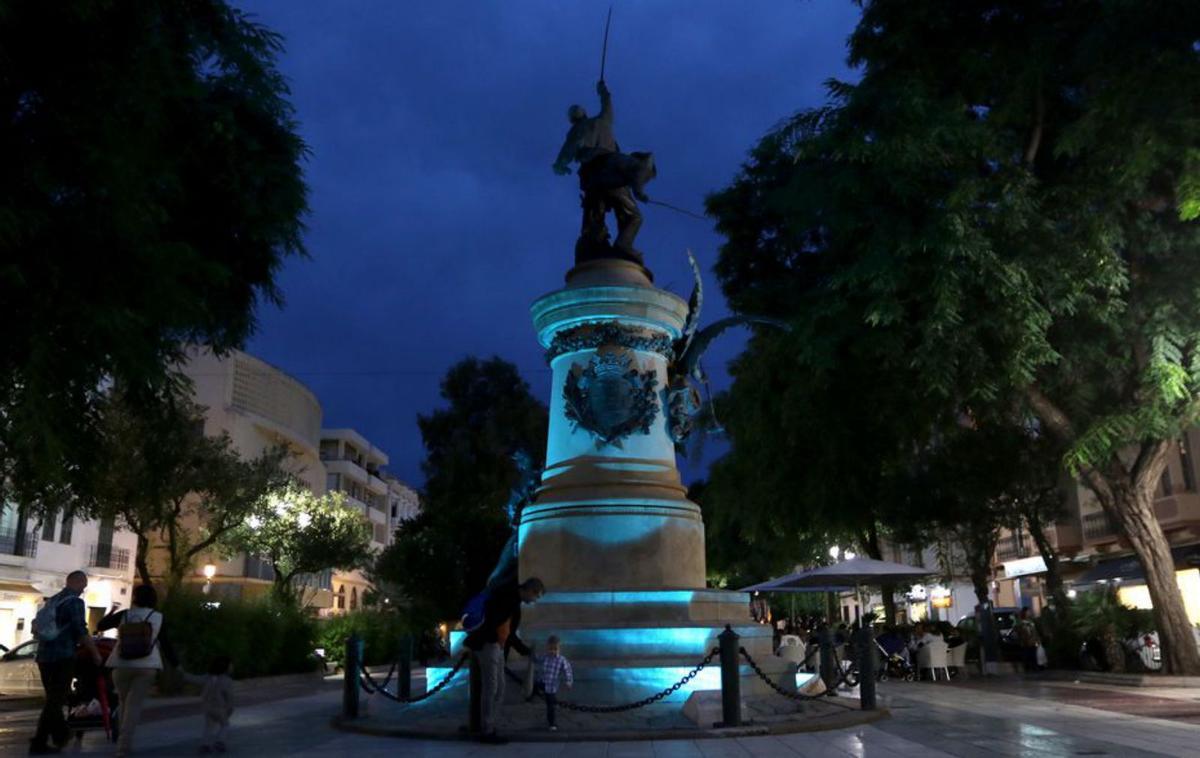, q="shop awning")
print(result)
[1076,543,1200,585]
